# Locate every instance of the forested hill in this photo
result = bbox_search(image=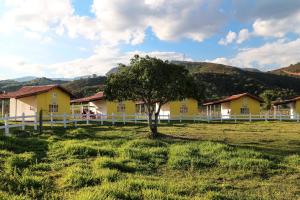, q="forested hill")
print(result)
[1,61,300,102]
[173,61,300,101]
